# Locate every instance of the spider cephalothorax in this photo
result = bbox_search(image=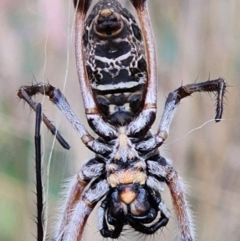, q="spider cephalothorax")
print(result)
[18,0,226,240]
[98,123,170,237]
